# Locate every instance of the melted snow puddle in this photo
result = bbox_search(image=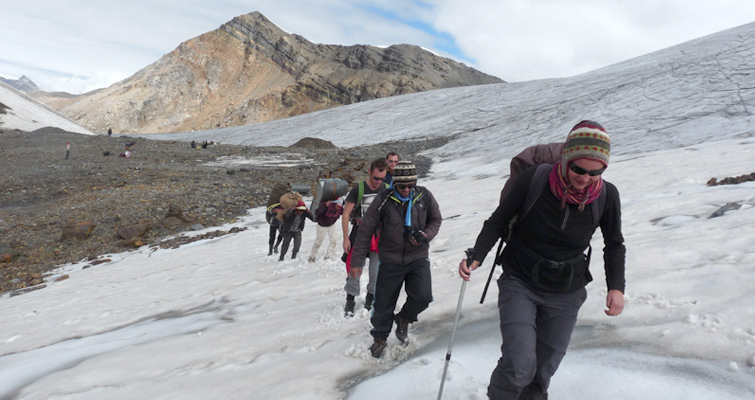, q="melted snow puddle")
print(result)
[347,318,755,399]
